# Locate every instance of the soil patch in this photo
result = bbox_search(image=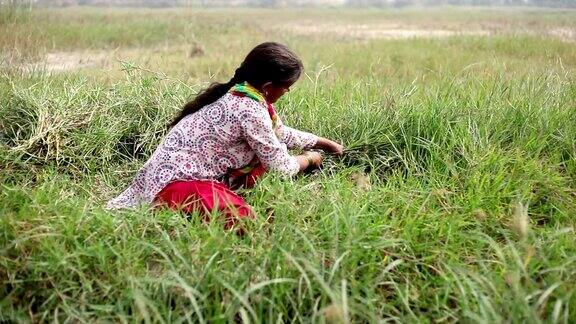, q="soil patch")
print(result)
[283,23,490,40]
[547,27,576,43]
[19,51,109,73]
[282,22,576,43]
